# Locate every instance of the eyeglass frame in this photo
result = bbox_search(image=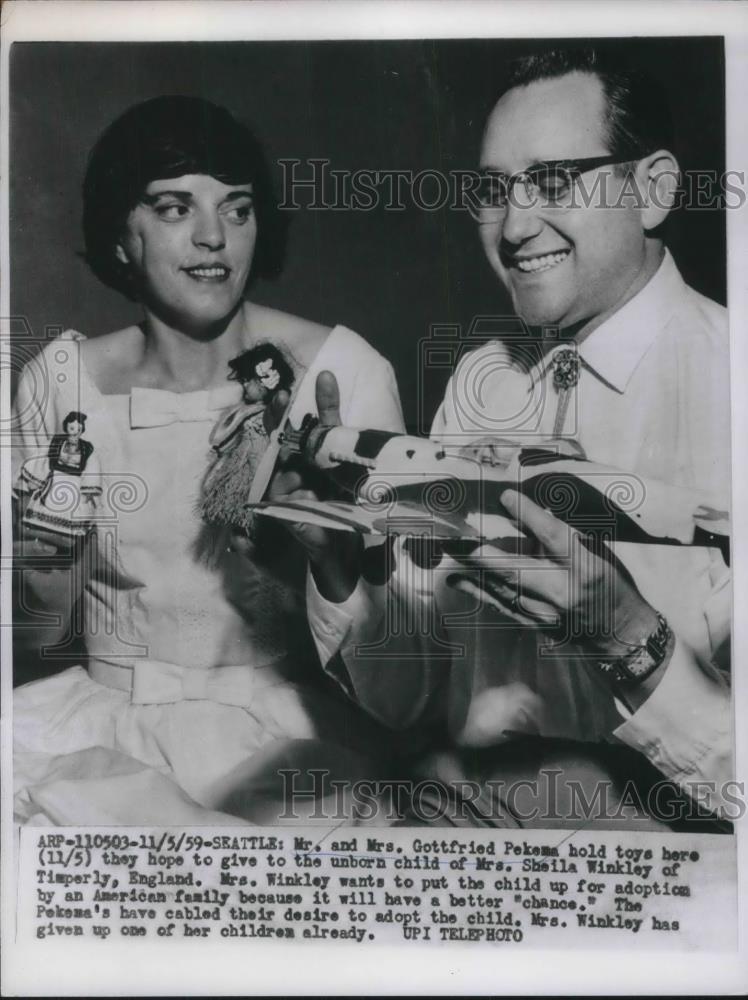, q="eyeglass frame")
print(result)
[465,154,640,223]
